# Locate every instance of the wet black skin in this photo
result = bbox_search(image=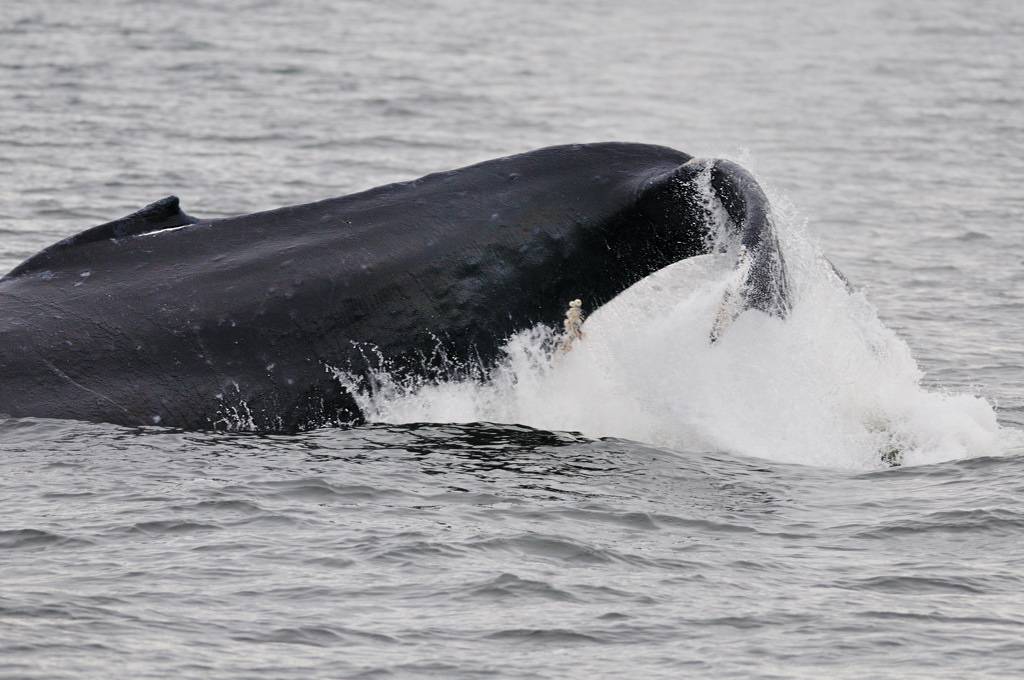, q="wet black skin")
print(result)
[0,143,787,431]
